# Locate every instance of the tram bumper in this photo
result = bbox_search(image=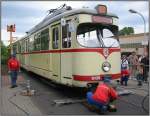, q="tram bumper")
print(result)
[72,74,121,88]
